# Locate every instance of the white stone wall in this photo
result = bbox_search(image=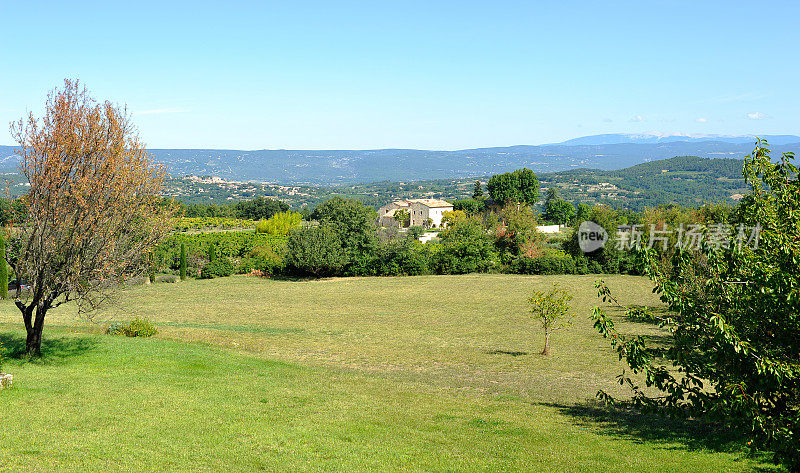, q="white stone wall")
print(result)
[427,206,452,228]
[409,203,452,228]
[536,224,562,234]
